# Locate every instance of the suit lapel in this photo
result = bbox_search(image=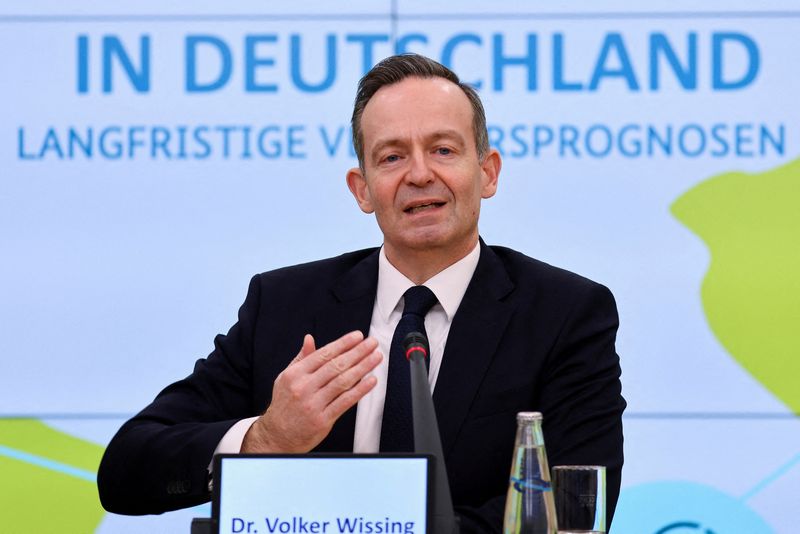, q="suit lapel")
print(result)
[313,250,379,452]
[433,241,515,456]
